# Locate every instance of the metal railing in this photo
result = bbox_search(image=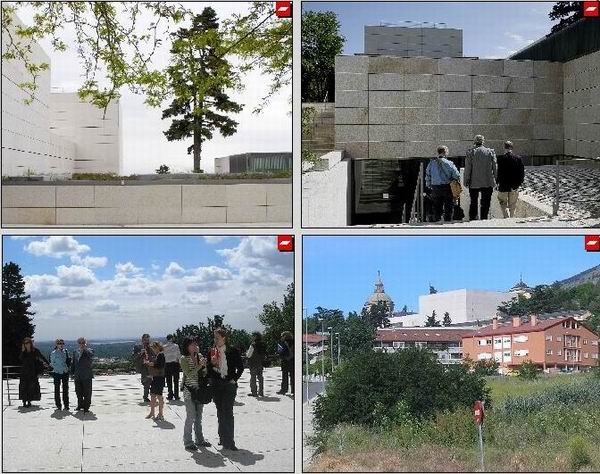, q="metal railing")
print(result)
[409,162,425,224]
